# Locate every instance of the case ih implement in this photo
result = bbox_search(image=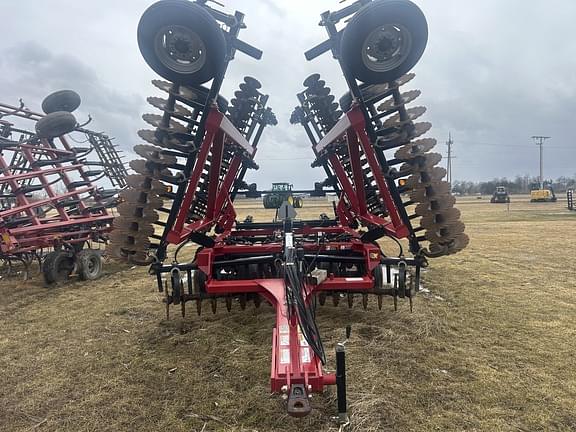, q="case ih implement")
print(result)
[0,92,127,281]
[111,0,468,422]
